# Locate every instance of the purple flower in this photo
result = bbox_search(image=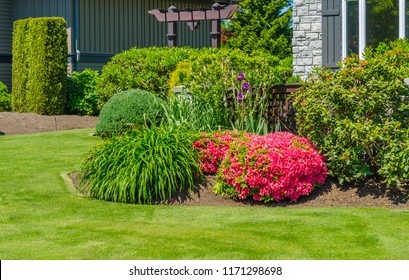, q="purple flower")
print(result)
[242,82,250,90]
[237,92,244,103]
[237,73,245,82]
